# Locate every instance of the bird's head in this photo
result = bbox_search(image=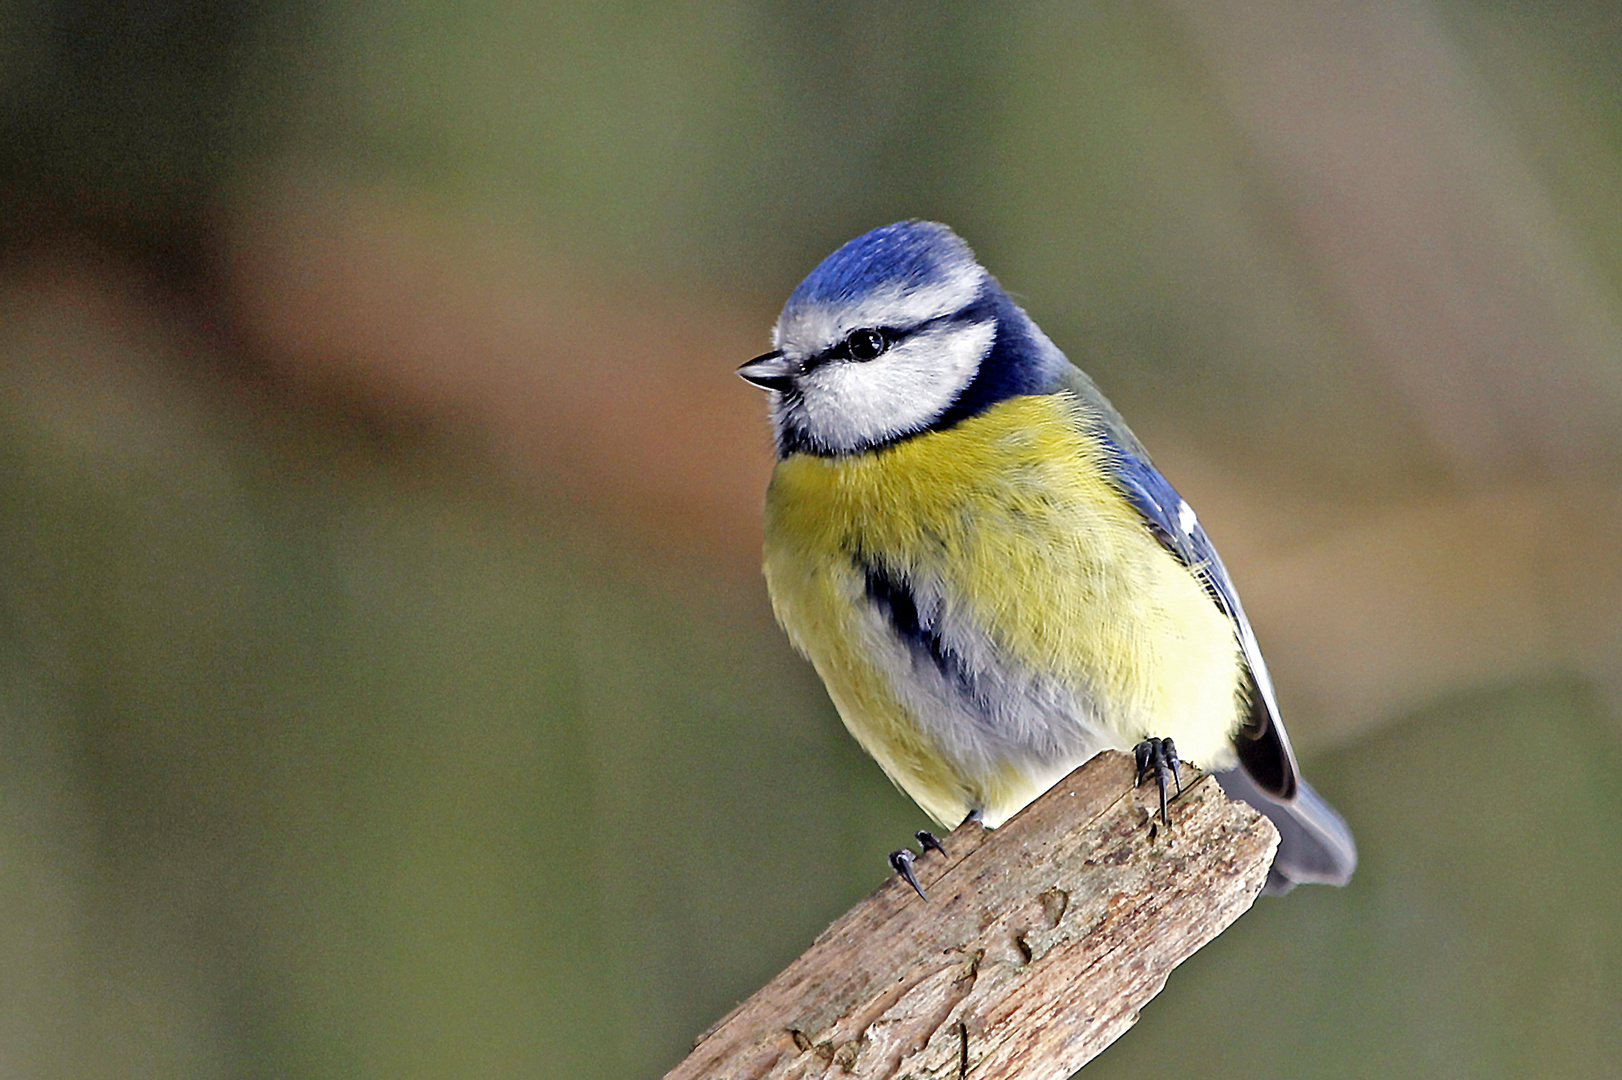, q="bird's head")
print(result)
[739,221,1067,457]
